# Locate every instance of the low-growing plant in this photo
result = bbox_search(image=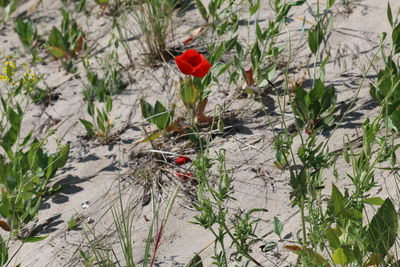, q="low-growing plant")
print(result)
[14,18,40,51]
[0,56,53,104]
[291,79,337,135]
[82,52,127,101]
[0,100,70,234]
[48,8,86,61]
[79,96,117,144]
[115,0,175,63]
[0,0,18,23]
[191,146,267,266]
